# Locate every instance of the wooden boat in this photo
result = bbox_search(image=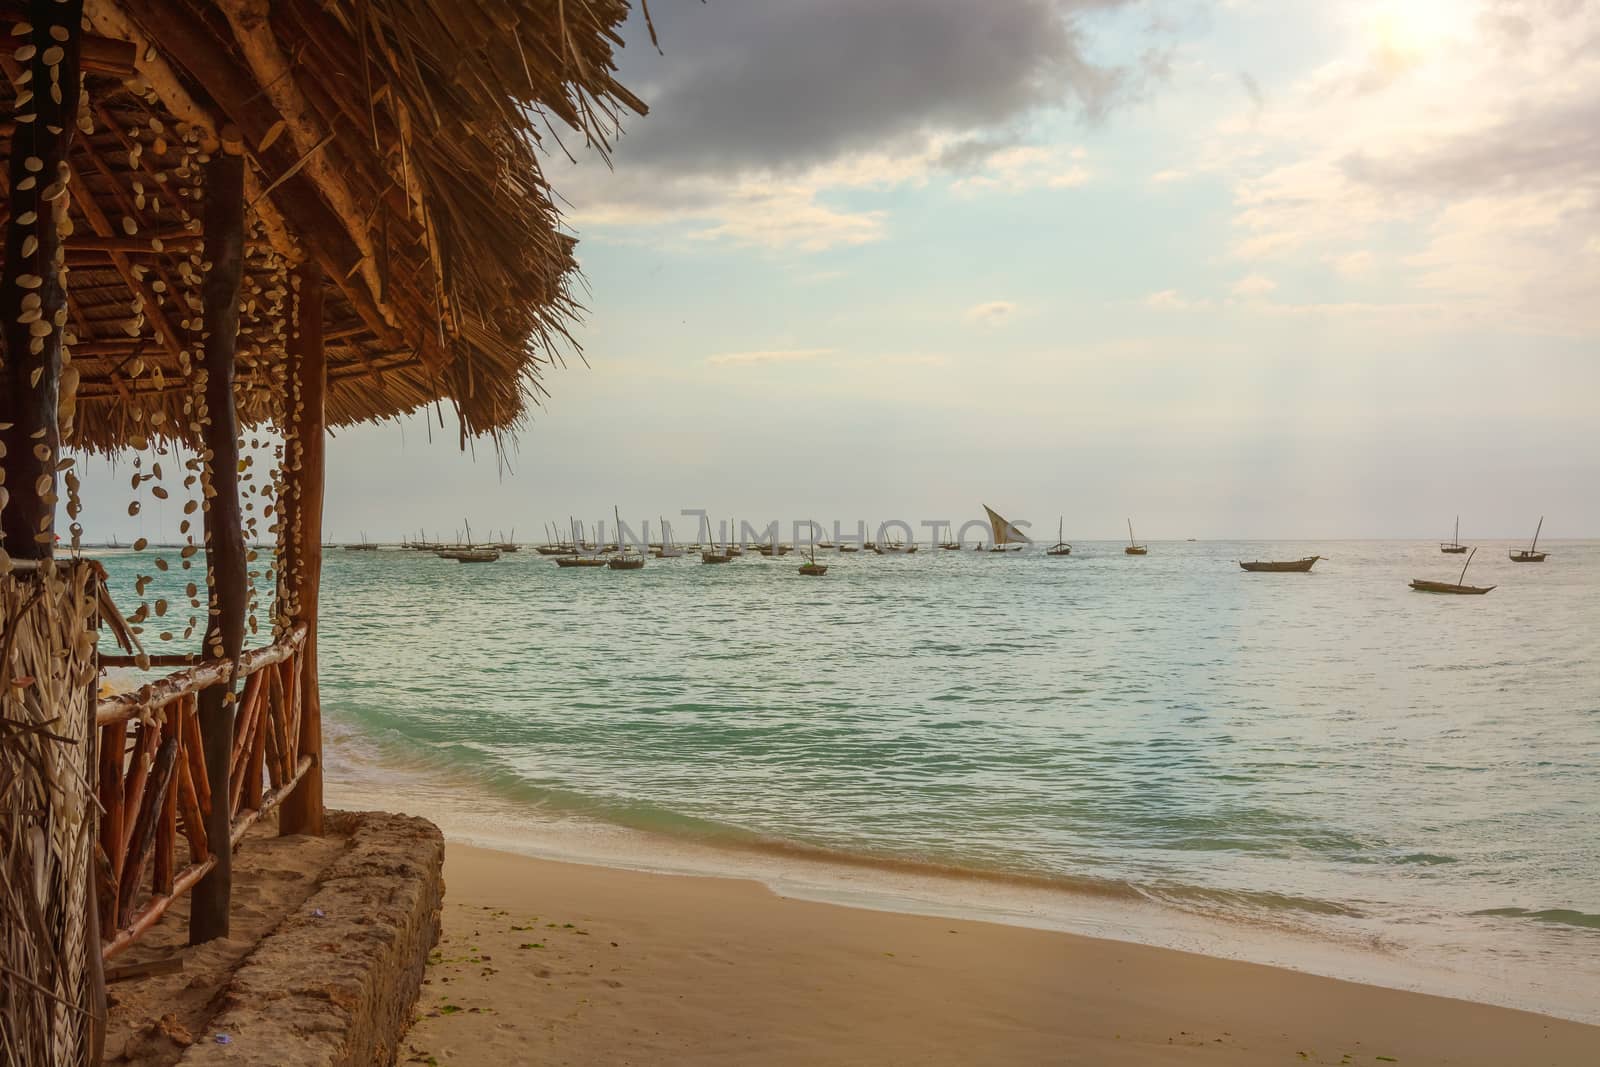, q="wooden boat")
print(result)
[838,544,859,553]
[441,547,500,563]
[1440,516,1467,554]
[983,505,1030,553]
[1411,547,1493,595]
[1124,519,1147,555]
[799,536,827,576]
[1046,517,1071,557]
[653,517,684,558]
[701,549,731,564]
[1239,556,1321,572]
[939,541,962,550]
[496,529,521,553]
[607,506,645,570]
[1509,516,1547,562]
[343,532,378,551]
[556,556,607,568]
